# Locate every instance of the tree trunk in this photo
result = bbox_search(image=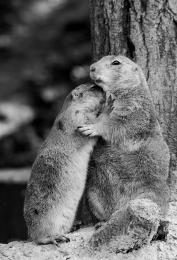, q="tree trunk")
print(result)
[90,0,177,160]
